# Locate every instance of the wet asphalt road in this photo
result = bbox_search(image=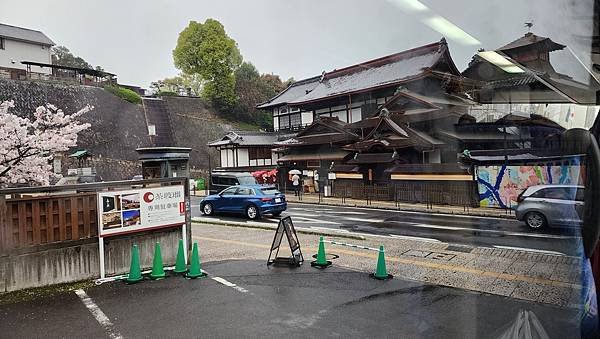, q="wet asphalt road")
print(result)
[191,197,583,257]
[0,260,582,338]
